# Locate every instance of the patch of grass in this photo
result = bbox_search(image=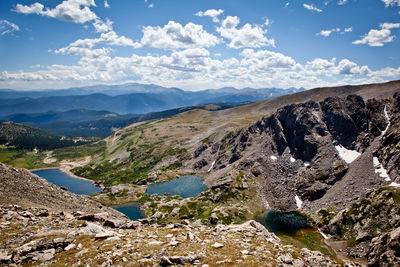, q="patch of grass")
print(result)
[280,229,336,259]
[0,148,49,169]
[53,141,106,161]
